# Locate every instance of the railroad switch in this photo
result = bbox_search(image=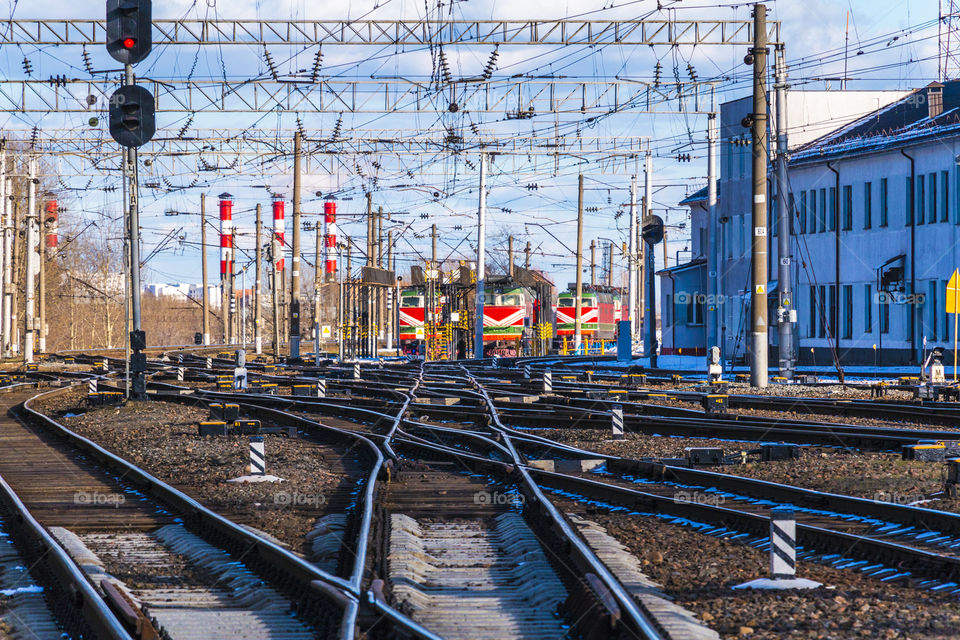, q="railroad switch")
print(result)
[771,376,787,384]
[620,373,646,387]
[902,442,946,462]
[87,391,124,406]
[685,447,724,465]
[735,373,749,384]
[25,363,38,372]
[233,419,262,435]
[671,374,682,383]
[198,421,229,437]
[291,384,317,397]
[209,403,240,423]
[795,374,819,384]
[946,459,960,497]
[914,385,939,402]
[701,394,728,415]
[870,383,887,398]
[761,443,799,461]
